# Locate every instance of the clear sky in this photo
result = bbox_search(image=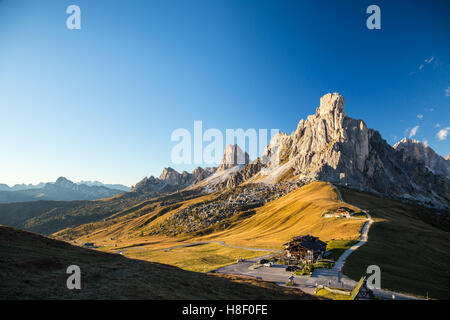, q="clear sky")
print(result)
[0,0,449,186]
